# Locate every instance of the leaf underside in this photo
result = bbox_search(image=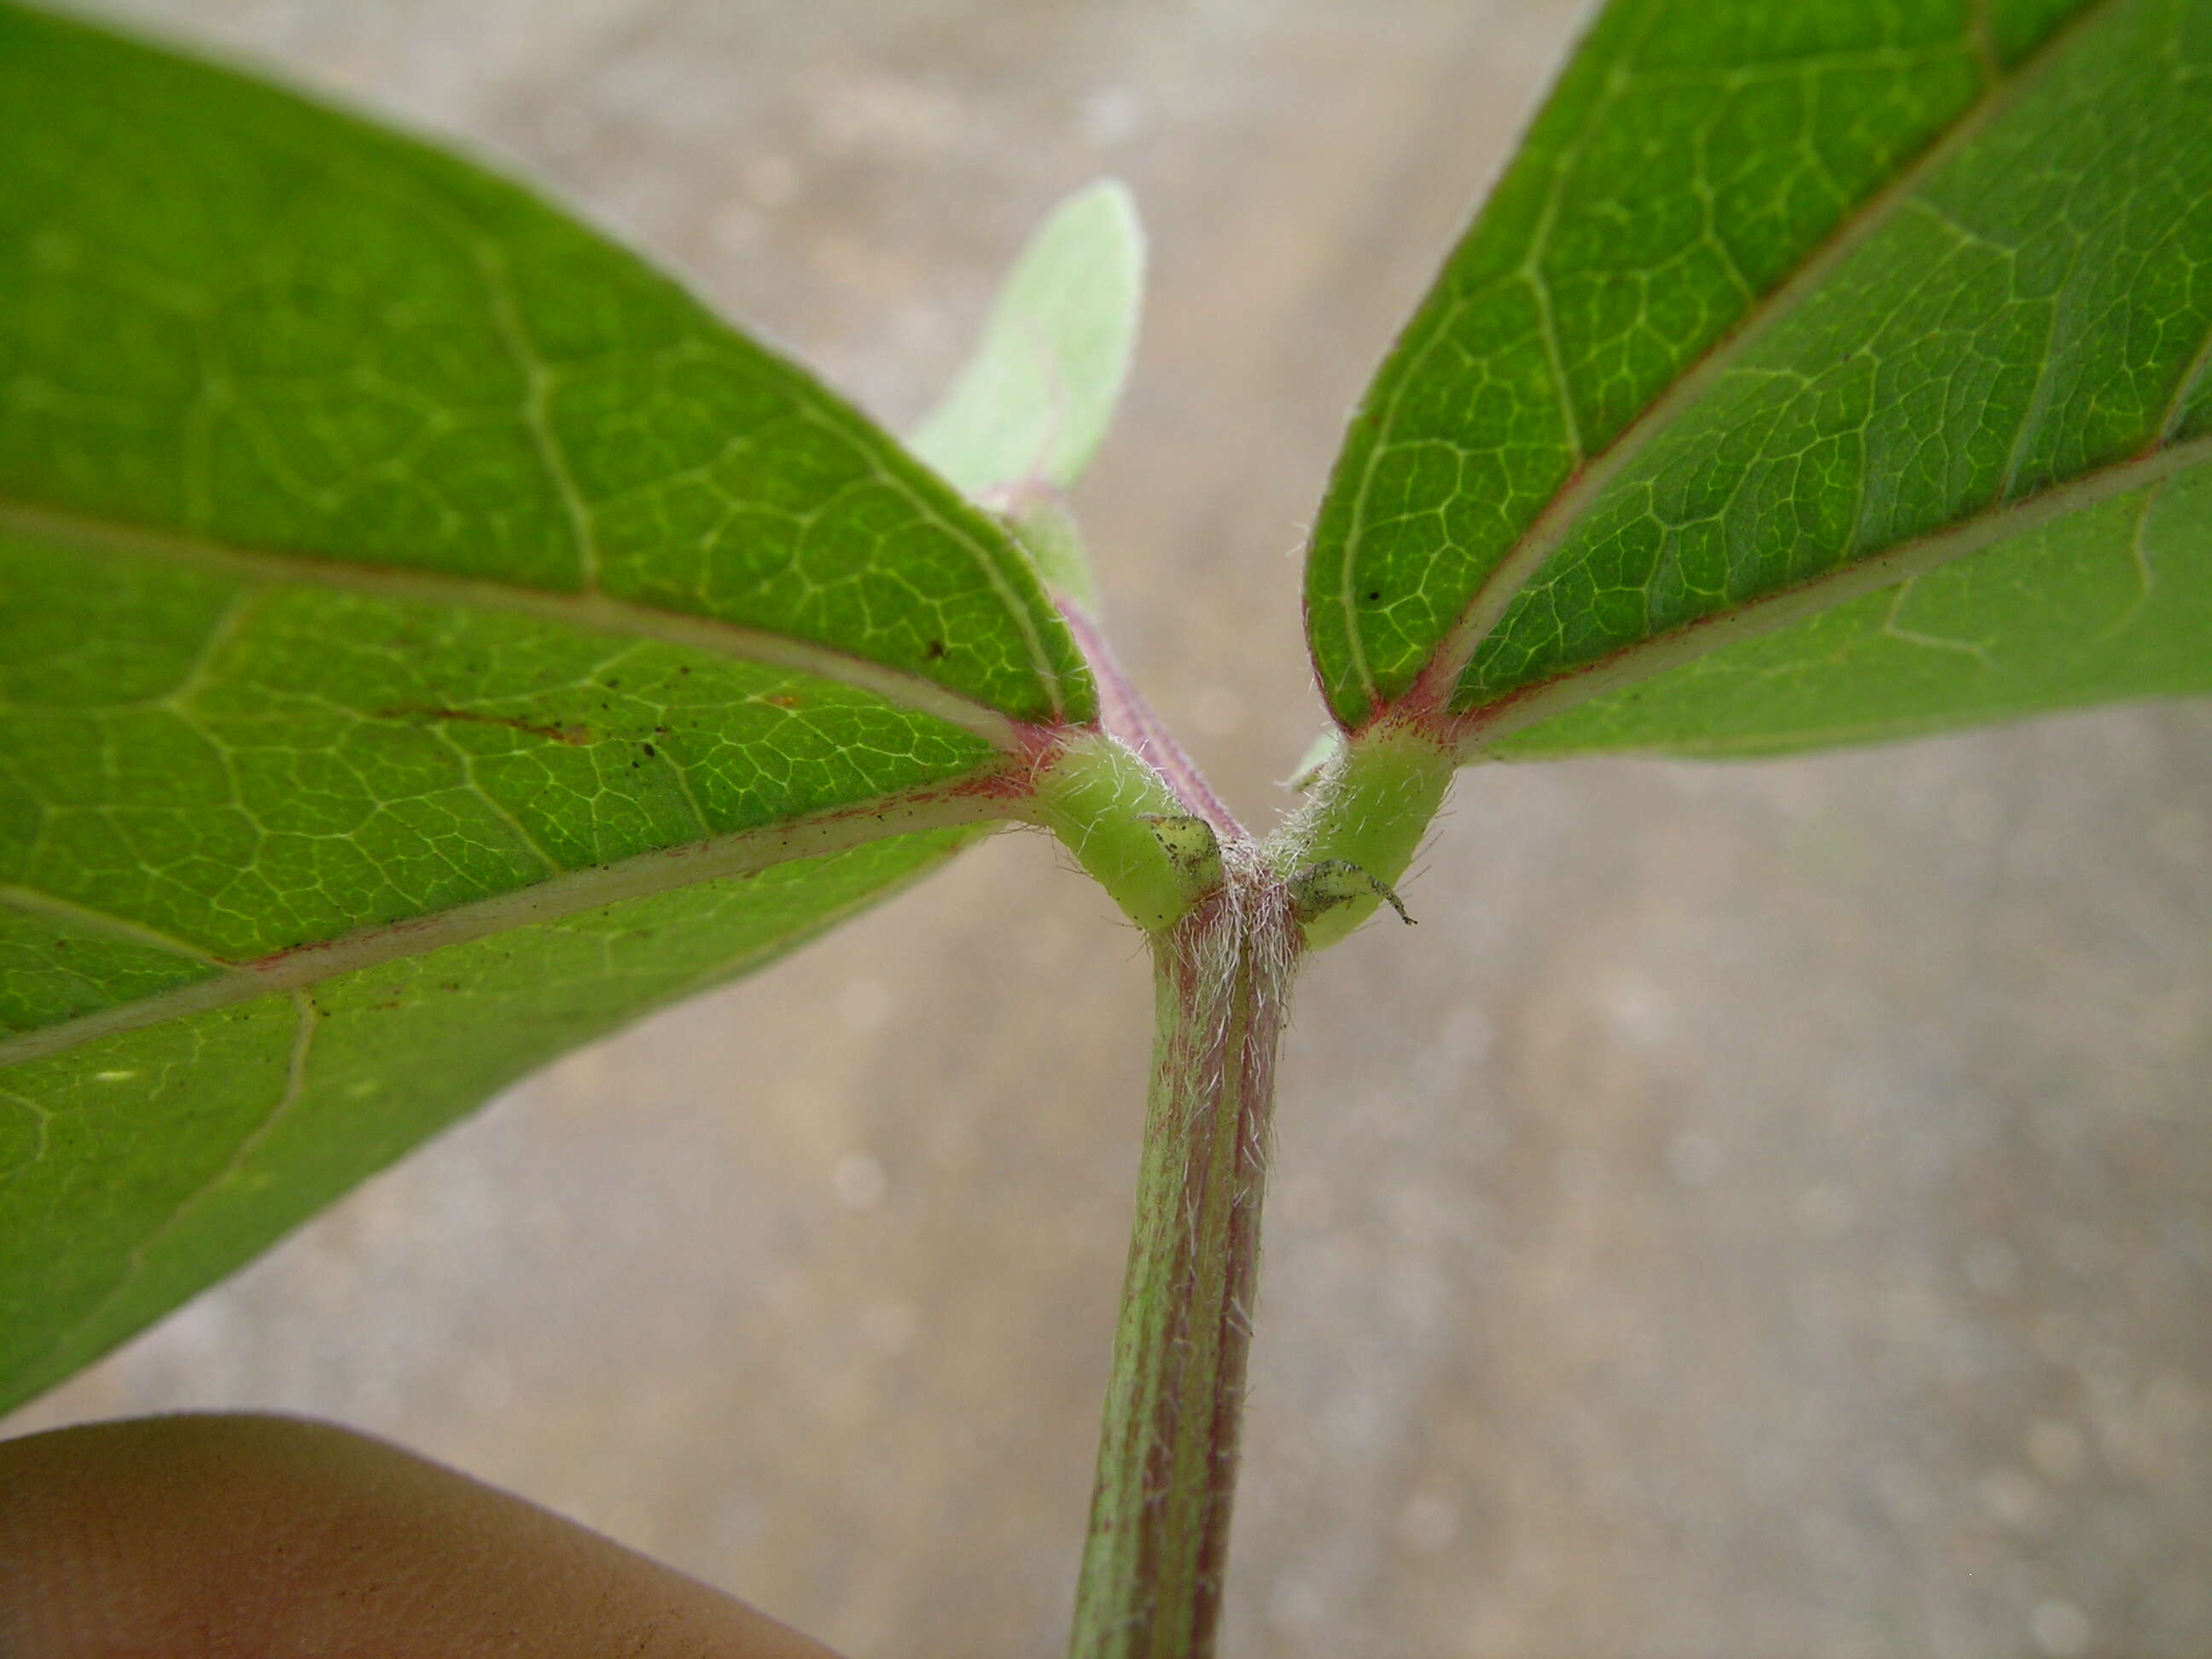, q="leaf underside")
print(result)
[0,3,1094,1409]
[1307,0,2212,756]
[0,831,971,1411]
